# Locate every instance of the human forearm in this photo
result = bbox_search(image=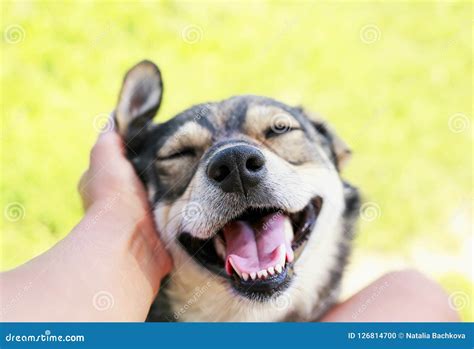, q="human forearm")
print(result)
[1,201,169,322]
